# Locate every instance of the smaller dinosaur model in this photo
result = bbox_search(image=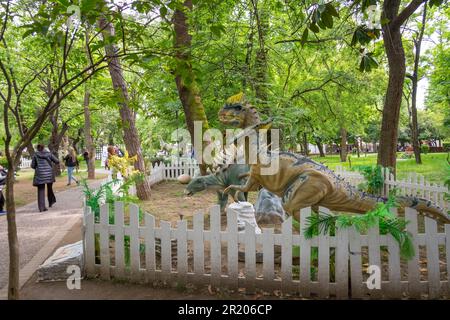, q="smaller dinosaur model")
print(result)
[184,164,249,213]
